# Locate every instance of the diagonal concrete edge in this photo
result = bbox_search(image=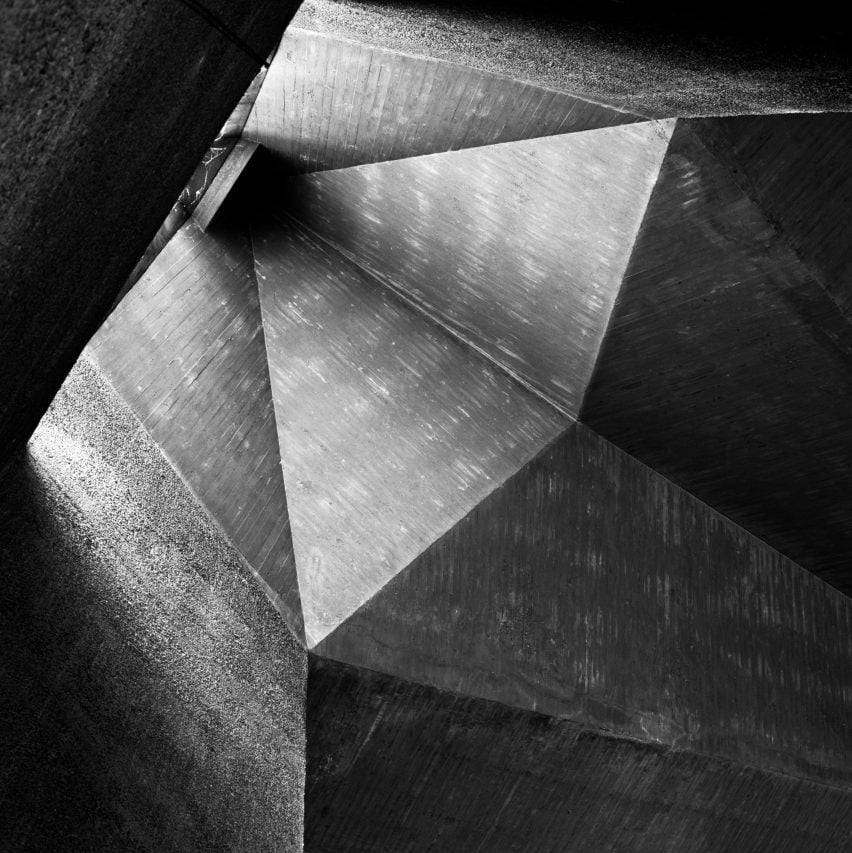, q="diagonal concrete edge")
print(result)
[251,211,569,648]
[273,120,676,418]
[304,655,852,850]
[0,0,302,466]
[579,117,852,591]
[315,421,852,785]
[88,212,305,645]
[688,112,852,325]
[244,27,647,174]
